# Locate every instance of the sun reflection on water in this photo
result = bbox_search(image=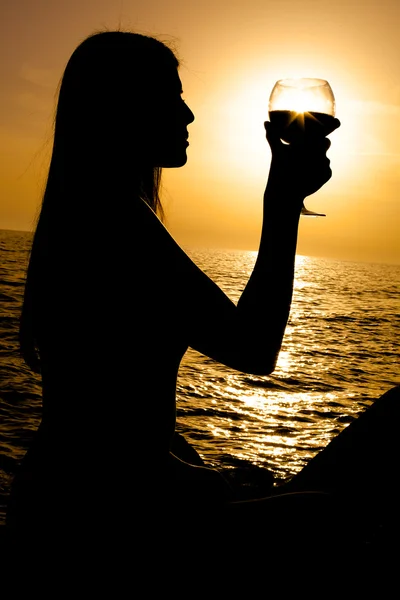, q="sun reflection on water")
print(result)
[174,248,400,480]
